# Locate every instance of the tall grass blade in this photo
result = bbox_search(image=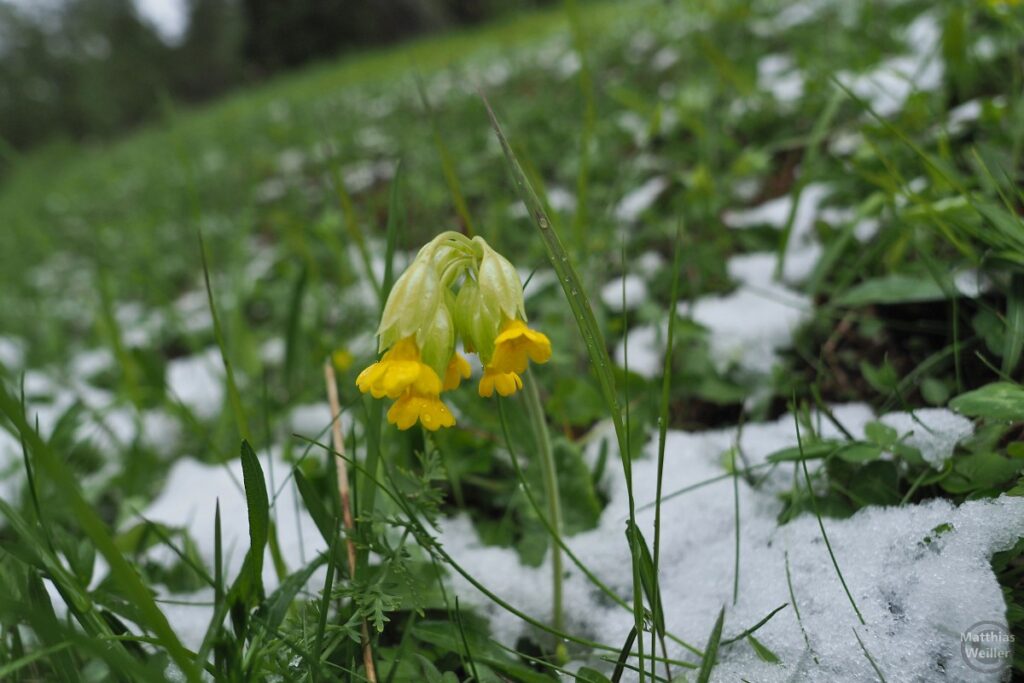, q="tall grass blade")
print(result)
[696,608,726,683]
[480,93,647,675]
[0,383,201,681]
